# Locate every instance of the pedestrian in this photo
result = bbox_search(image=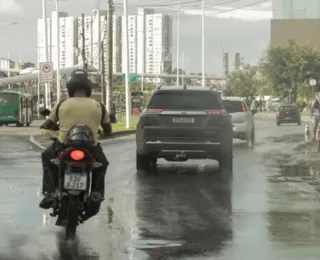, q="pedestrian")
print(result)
[311,90,320,141]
